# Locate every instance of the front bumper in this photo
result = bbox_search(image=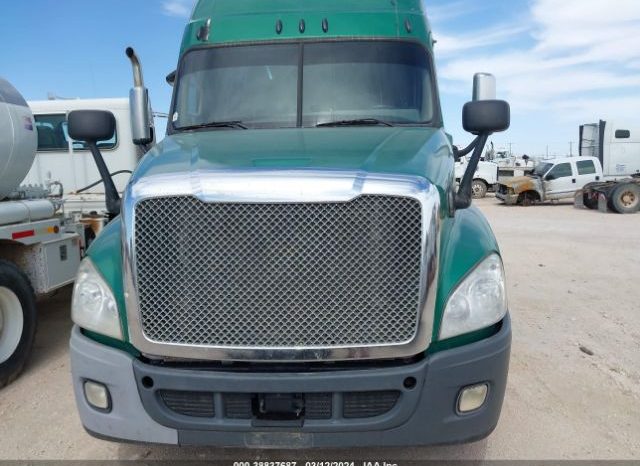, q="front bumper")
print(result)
[496,190,519,205]
[70,315,511,448]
